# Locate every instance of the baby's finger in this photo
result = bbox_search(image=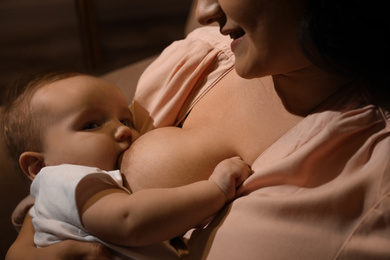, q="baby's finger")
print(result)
[234,162,252,187]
